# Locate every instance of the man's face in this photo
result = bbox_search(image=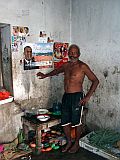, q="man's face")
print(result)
[24,47,32,60]
[24,27,29,34]
[68,47,80,62]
